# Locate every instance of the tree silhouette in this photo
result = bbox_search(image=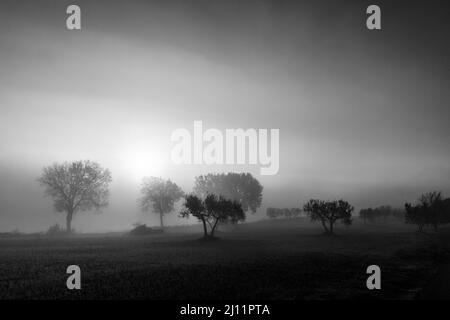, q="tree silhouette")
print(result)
[405,191,450,232]
[205,194,245,236]
[38,160,112,233]
[193,173,263,213]
[138,177,184,228]
[303,199,353,234]
[181,193,245,238]
[181,194,208,237]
